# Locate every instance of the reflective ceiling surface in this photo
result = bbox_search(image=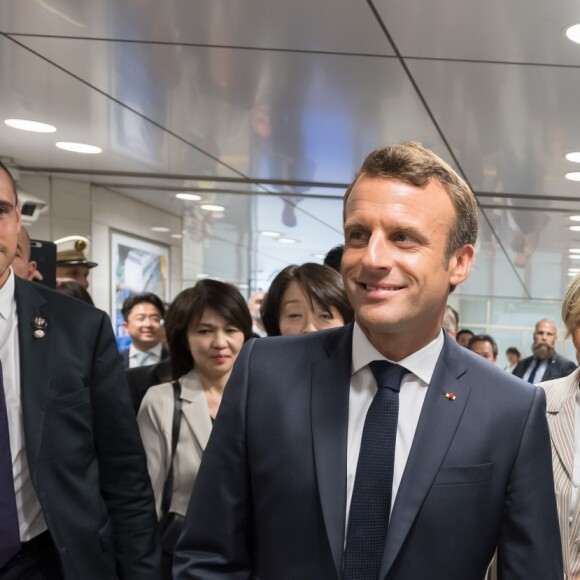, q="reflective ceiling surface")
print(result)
[1,0,580,297]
